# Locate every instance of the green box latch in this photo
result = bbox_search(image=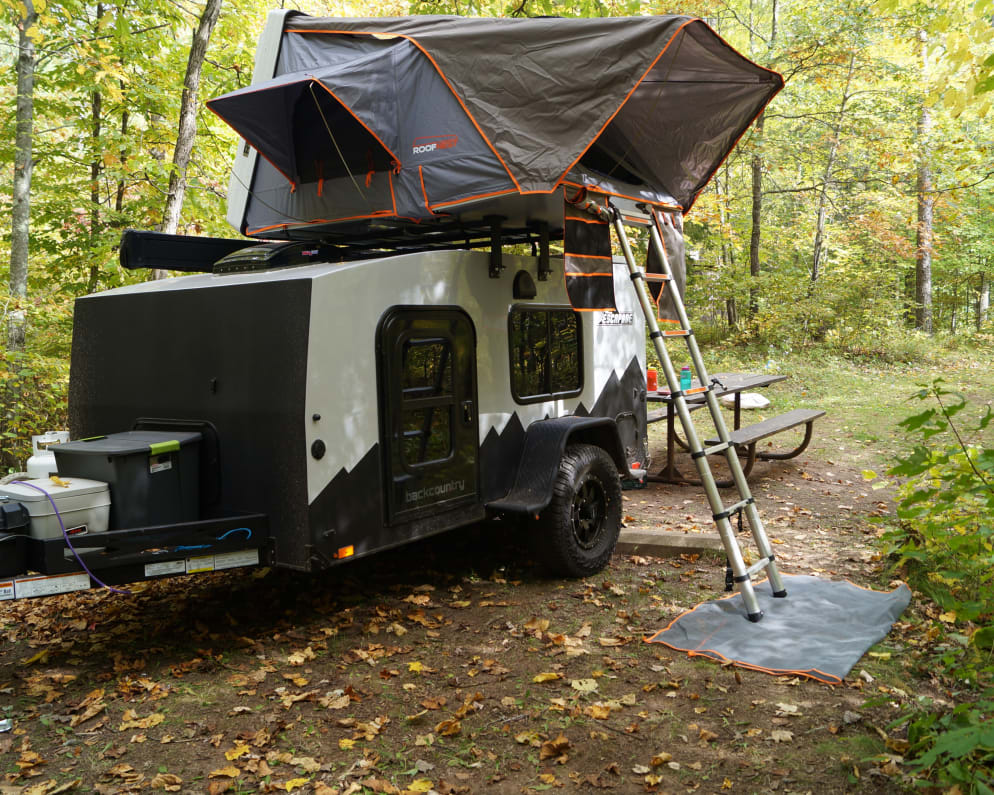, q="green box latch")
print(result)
[148,440,180,456]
